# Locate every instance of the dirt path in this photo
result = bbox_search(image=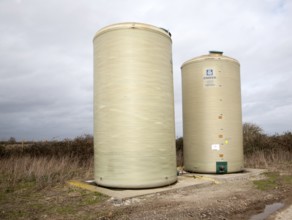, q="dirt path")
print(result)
[96,176,291,220]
